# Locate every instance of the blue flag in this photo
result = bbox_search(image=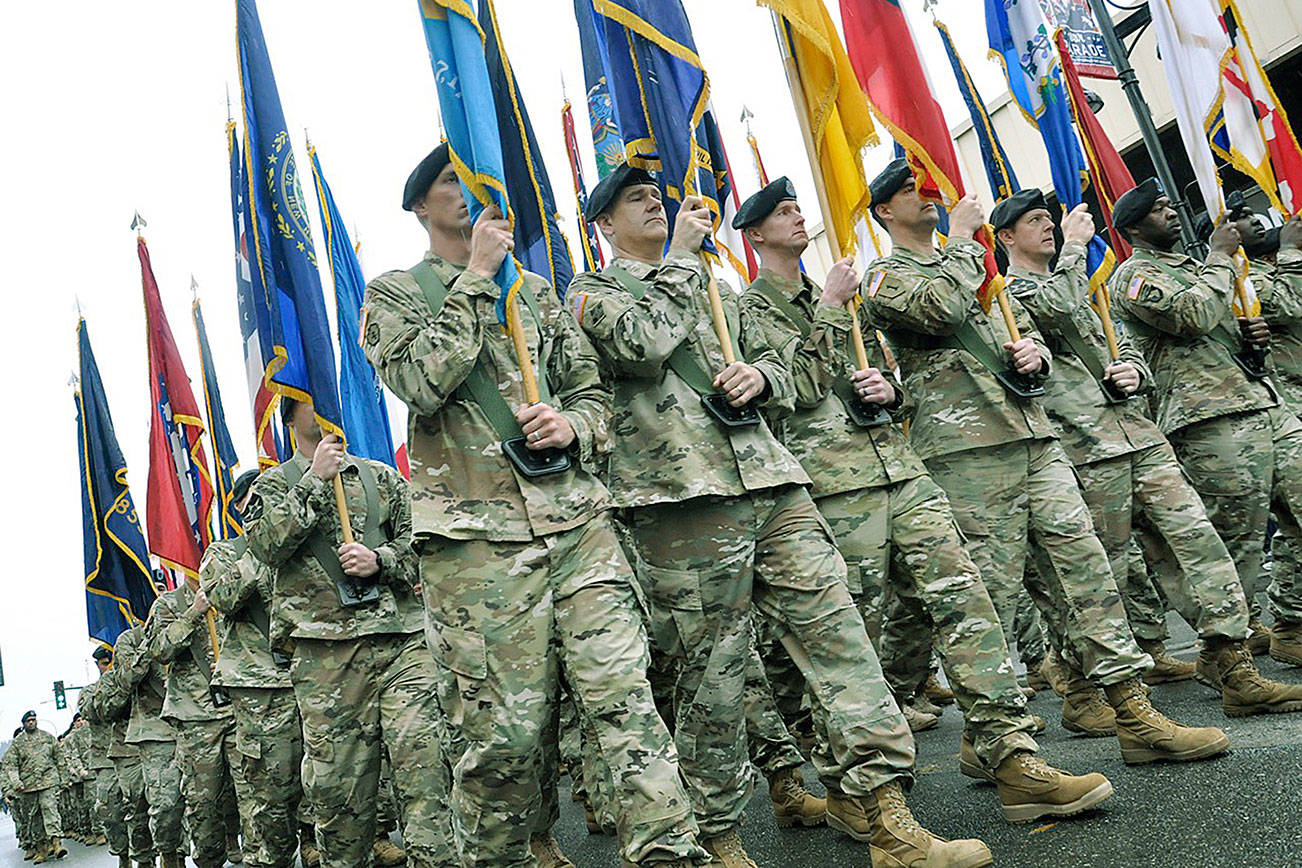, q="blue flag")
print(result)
[237,0,344,437]
[935,18,1019,201]
[307,143,398,468]
[986,0,1113,287]
[417,0,527,326]
[583,0,739,266]
[192,300,244,540]
[227,121,284,469]
[573,0,624,179]
[77,320,157,647]
[478,0,577,298]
